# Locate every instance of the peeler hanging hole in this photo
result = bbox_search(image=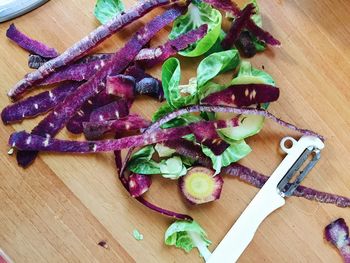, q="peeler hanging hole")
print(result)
[280,137,297,153]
